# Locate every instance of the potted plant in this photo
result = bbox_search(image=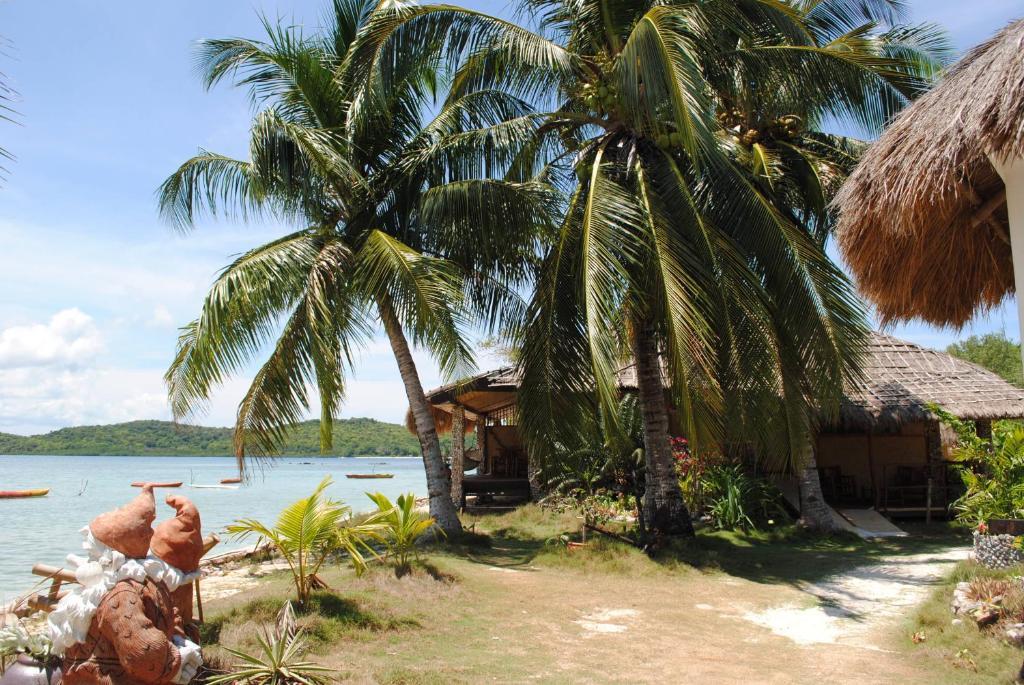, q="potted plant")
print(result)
[0,613,60,685]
